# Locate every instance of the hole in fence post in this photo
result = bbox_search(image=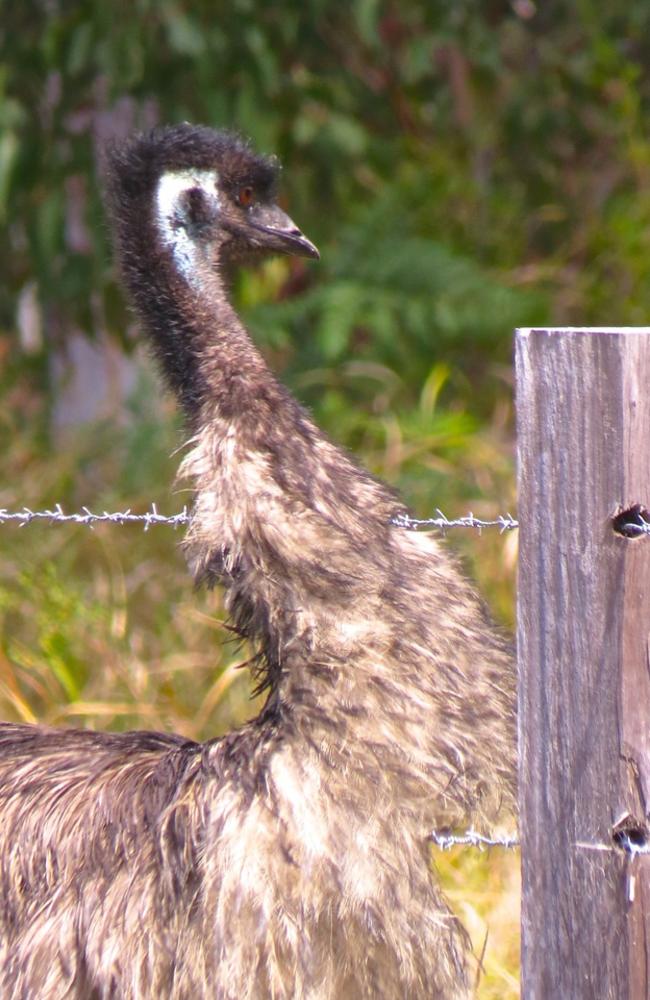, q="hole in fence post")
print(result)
[611,814,650,853]
[612,504,650,538]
